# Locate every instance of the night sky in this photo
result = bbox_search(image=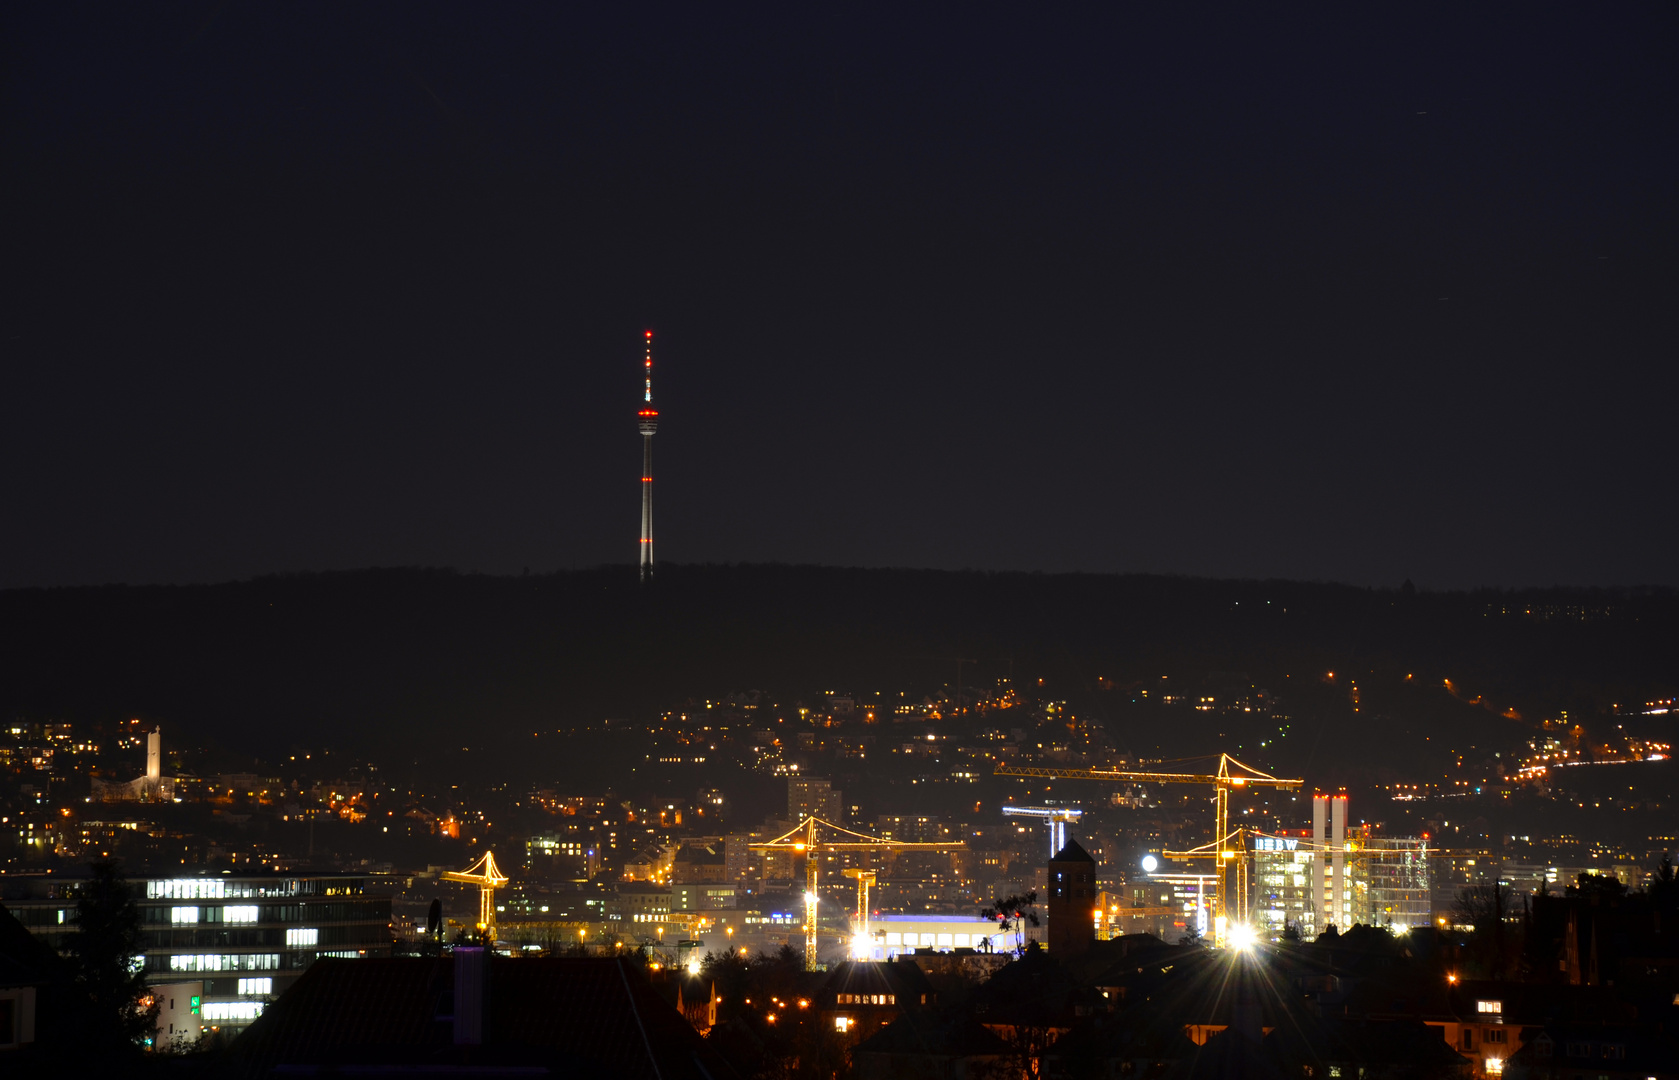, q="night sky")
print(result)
[5,4,1674,590]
